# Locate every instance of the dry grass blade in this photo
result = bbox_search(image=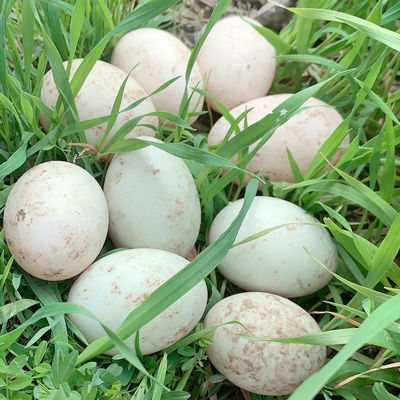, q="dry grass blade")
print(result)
[311,311,361,327]
[335,362,400,389]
